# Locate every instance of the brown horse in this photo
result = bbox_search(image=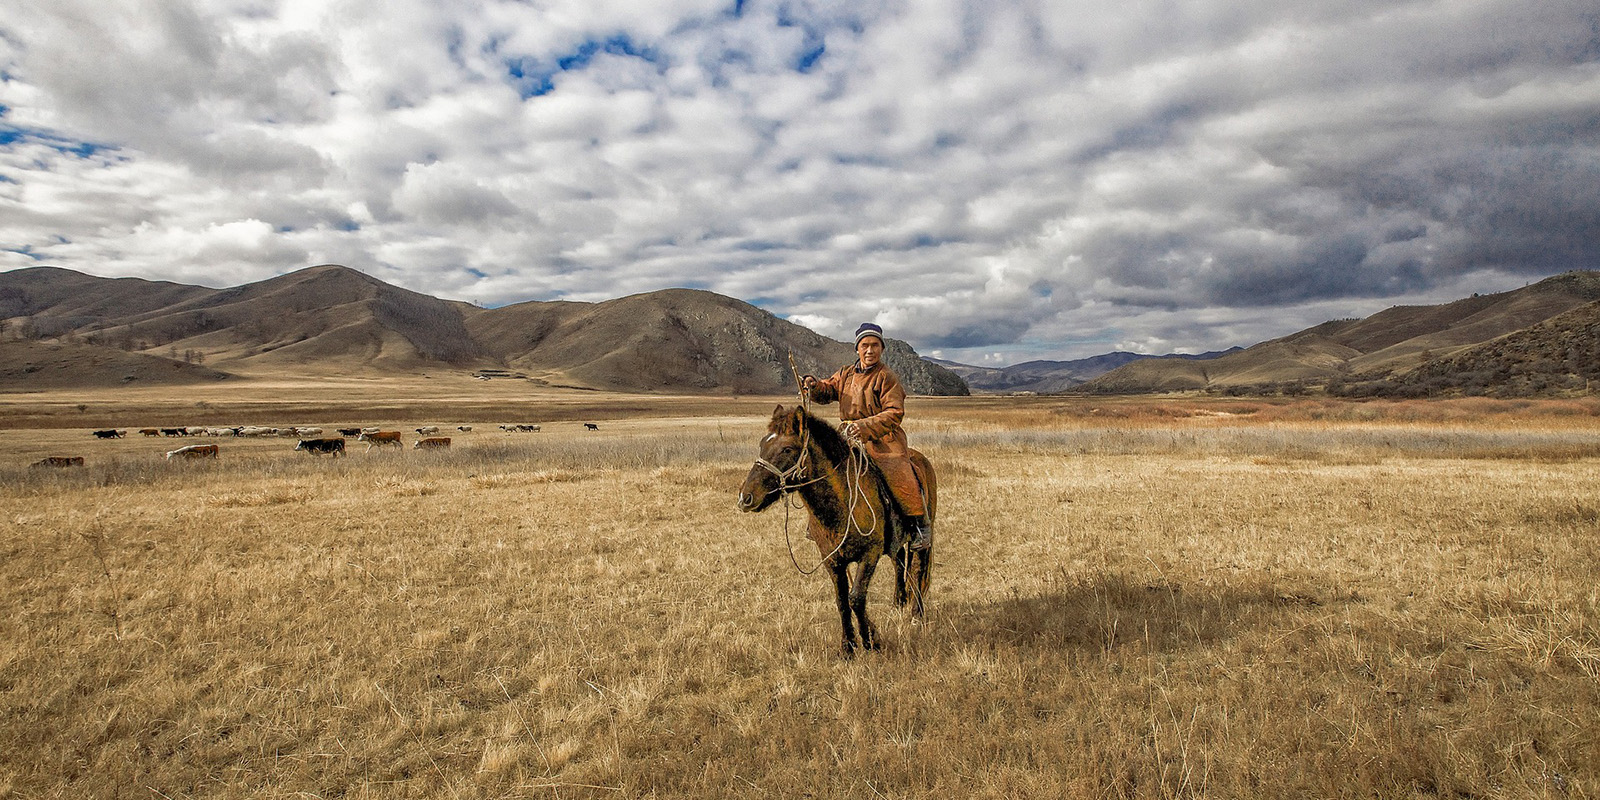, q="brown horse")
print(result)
[737,404,935,656]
